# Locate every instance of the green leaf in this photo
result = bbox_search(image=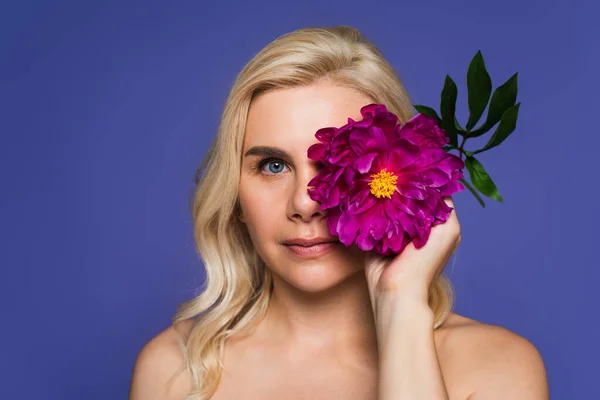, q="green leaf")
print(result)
[473,102,520,154]
[414,104,442,122]
[470,72,518,137]
[460,178,485,207]
[466,51,492,131]
[454,116,466,136]
[465,156,504,202]
[440,75,459,147]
